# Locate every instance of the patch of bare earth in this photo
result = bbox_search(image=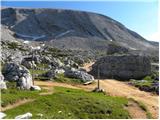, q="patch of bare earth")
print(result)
[100,80,159,119]
[125,100,147,119]
[35,81,81,89]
